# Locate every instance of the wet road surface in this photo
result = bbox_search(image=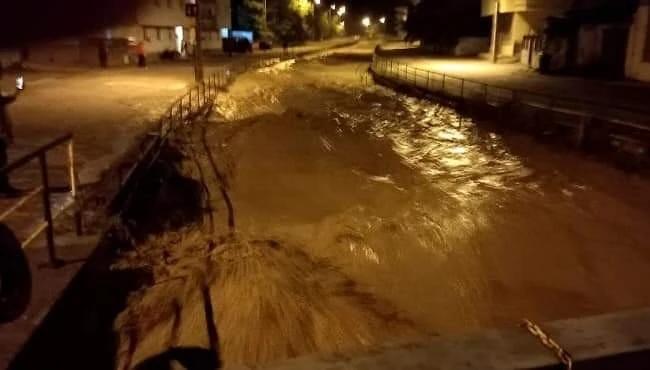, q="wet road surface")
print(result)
[116,58,650,367]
